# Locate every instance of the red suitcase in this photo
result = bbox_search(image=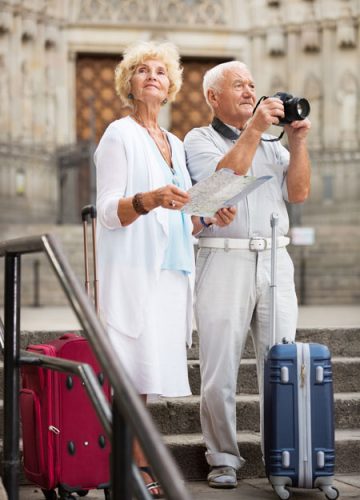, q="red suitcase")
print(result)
[20,206,111,500]
[20,334,111,499]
